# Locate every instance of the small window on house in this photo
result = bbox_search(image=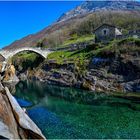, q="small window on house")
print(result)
[102,28,109,36]
[104,30,107,35]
